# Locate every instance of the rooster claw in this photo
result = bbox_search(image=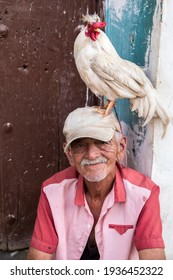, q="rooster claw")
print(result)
[93,107,109,117]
